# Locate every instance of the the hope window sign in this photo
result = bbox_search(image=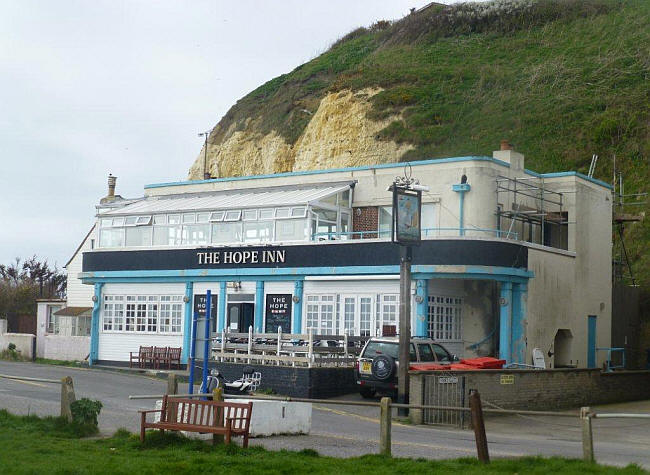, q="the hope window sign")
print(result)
[265,294,292,333]
[392,186,422,245]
